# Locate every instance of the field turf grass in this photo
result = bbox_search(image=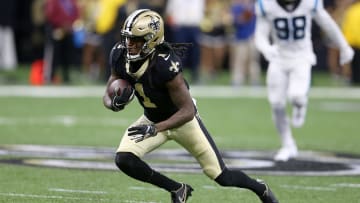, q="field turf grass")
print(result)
[1,85,360,203]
